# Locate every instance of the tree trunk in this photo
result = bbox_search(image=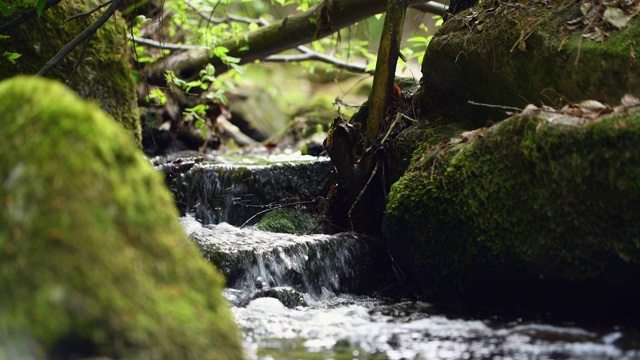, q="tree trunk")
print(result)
[324,0,408,235]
